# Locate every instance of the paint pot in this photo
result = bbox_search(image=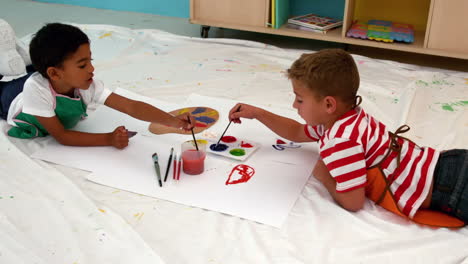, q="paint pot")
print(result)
[221,136,237,143]
[204,137,260,161]
[181,140,207,175]
[210,143,228,151]
[240,141,253,148]
[229,148,246,156]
